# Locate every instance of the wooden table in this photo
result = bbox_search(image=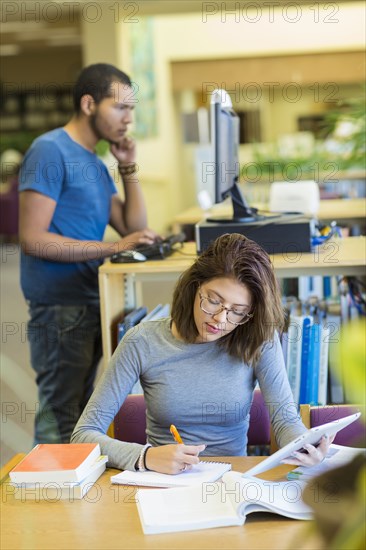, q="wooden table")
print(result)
[1,456,324,550]
[99,236,366,366]
[172,199,366,233]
